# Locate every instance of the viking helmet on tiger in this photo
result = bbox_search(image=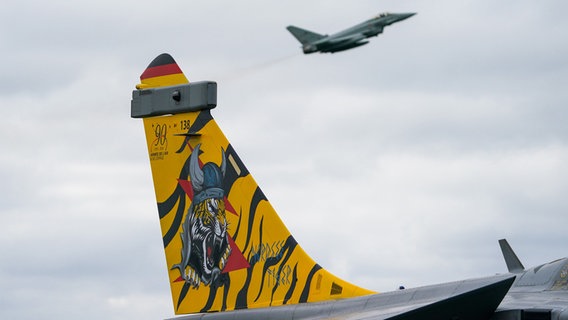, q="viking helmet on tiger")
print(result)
[172,143,231,288]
